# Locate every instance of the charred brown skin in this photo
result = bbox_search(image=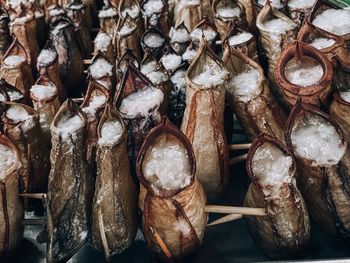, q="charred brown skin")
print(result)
[0,134,23,263]
[285,102,350,238]
[38,100,93,263]
[137,118,207,261]
[91,106,138,259]
[222,47,286,142]
[244,134,310,259]
[275,41,333,108]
